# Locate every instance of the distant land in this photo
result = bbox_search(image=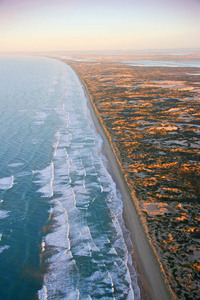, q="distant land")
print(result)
[1,47,200,60]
